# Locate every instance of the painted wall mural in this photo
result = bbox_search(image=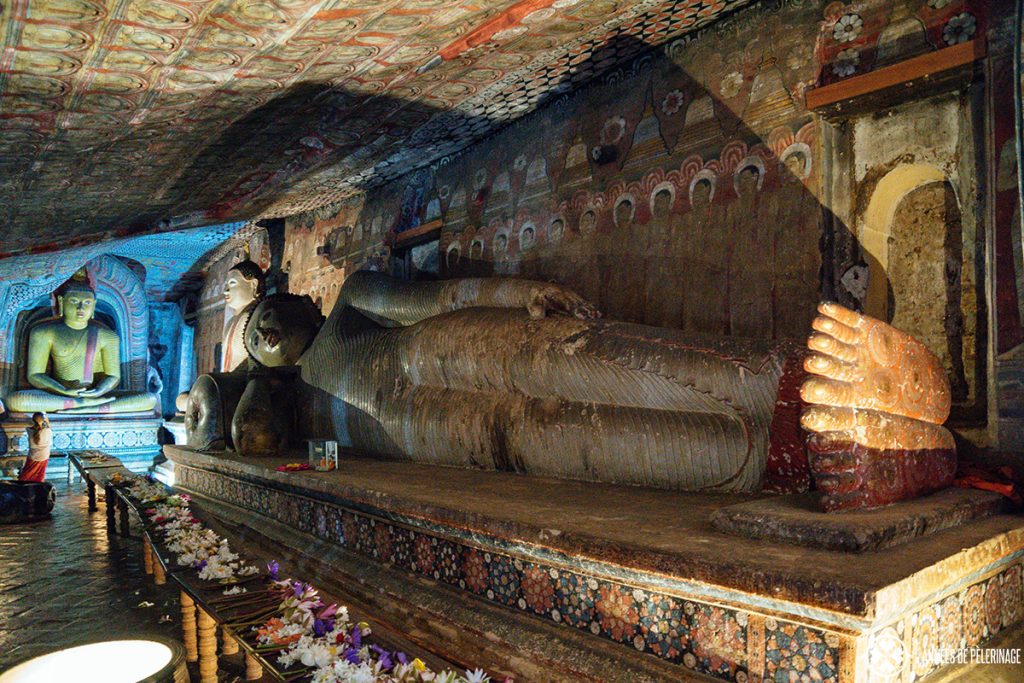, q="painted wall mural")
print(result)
[283,196,373,317]
[288,0,834,340]
[0,0,763,254]
[815,0,987,84]
[990,49,1024,449]
[250,0,1009,445]
[0,0,990,256]
[281,0,996,339]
